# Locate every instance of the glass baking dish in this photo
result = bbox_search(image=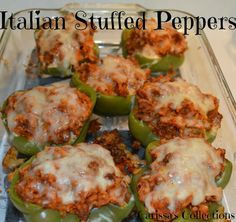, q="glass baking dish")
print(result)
[0,3,235,222]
